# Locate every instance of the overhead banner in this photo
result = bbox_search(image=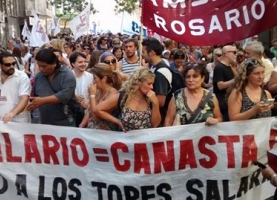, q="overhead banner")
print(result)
[0,118,277,199]
[29,14,49,47]
[121,11,147,37]
[141,0,277,46]
[68,4,90,40]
